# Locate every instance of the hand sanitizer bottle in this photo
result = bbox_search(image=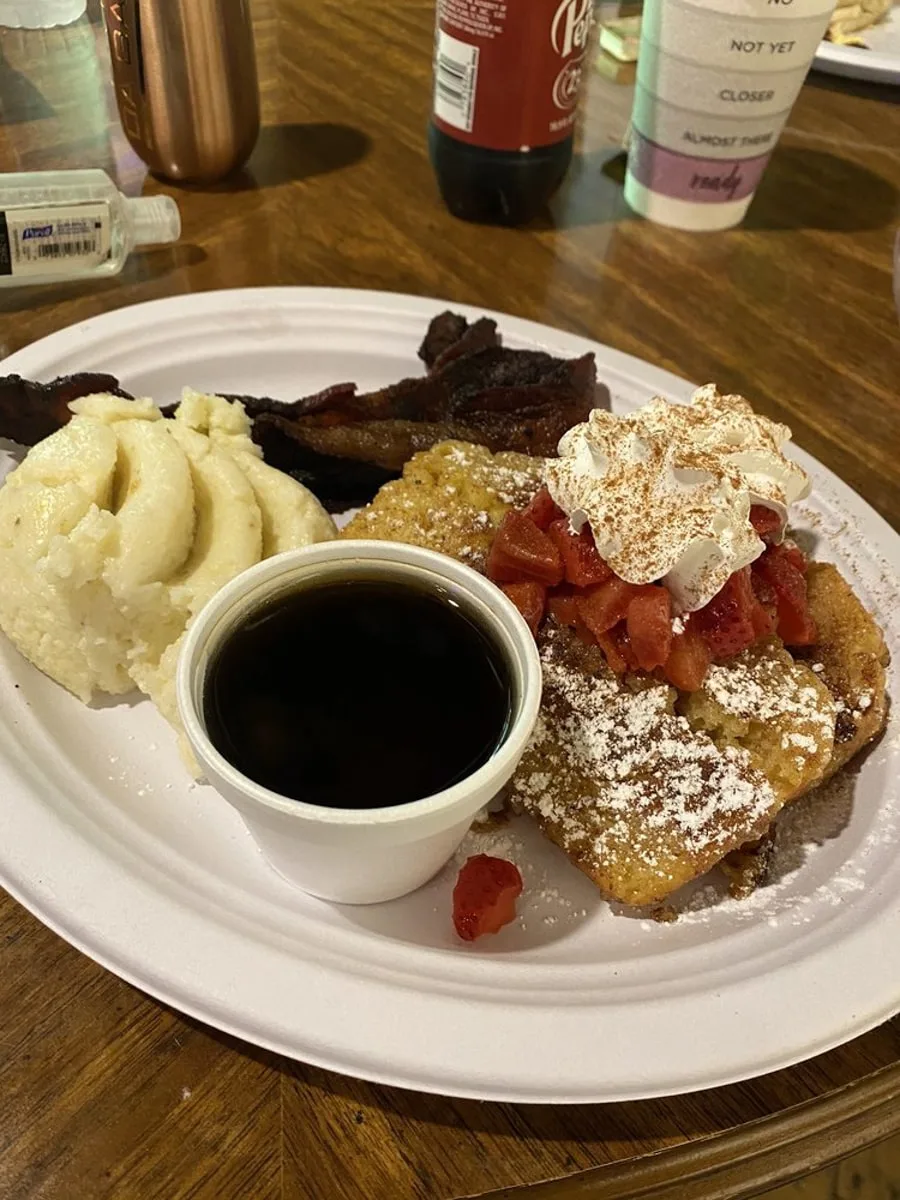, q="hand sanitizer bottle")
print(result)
[0,169,181,288]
